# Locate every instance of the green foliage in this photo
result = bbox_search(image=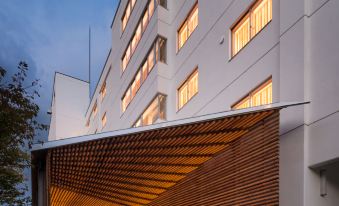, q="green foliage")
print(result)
[0,62,47,205]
